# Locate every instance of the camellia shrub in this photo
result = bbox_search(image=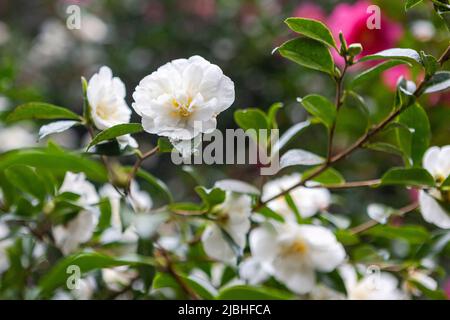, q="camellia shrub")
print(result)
[0,0,449,300]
